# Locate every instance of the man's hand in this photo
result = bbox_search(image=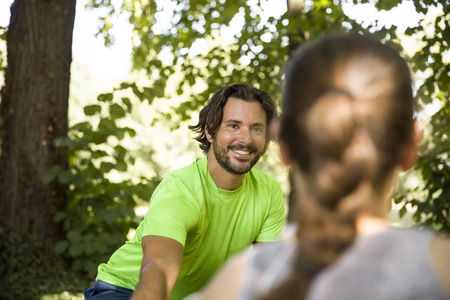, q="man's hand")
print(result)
[131,235,184,300]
